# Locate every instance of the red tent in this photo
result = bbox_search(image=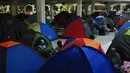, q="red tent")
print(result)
[117,18,126,25]
[62,18,86,38]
